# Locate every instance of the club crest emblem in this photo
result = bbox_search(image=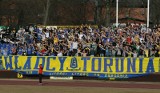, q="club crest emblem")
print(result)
[67,57,81,71]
